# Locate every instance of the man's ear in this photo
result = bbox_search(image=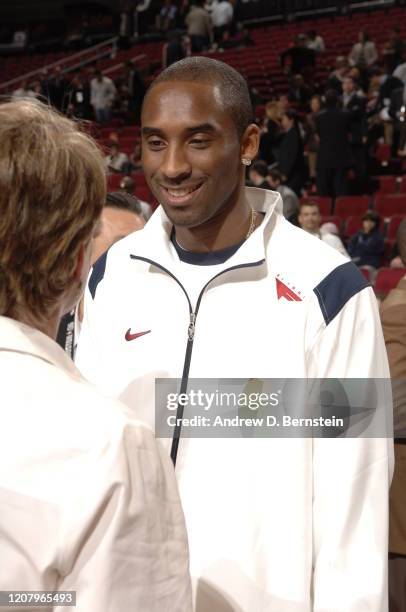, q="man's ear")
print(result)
[240,123,260,164]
